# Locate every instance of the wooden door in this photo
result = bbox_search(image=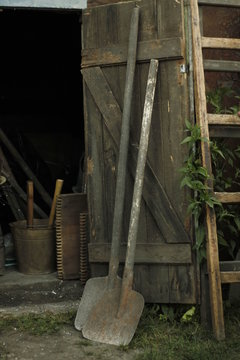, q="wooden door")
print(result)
[82,0,197,303]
